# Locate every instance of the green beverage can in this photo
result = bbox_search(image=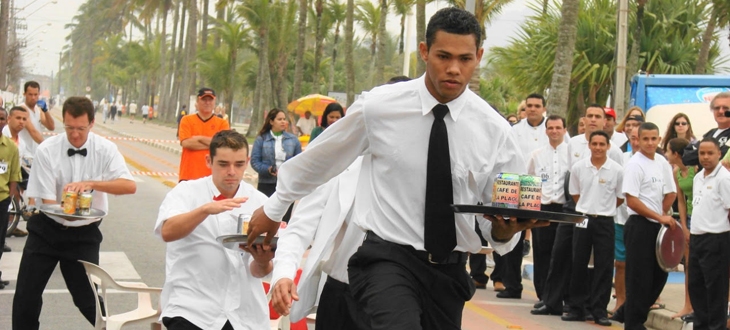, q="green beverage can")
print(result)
[492,173,520,208]
[519,175,542,211]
